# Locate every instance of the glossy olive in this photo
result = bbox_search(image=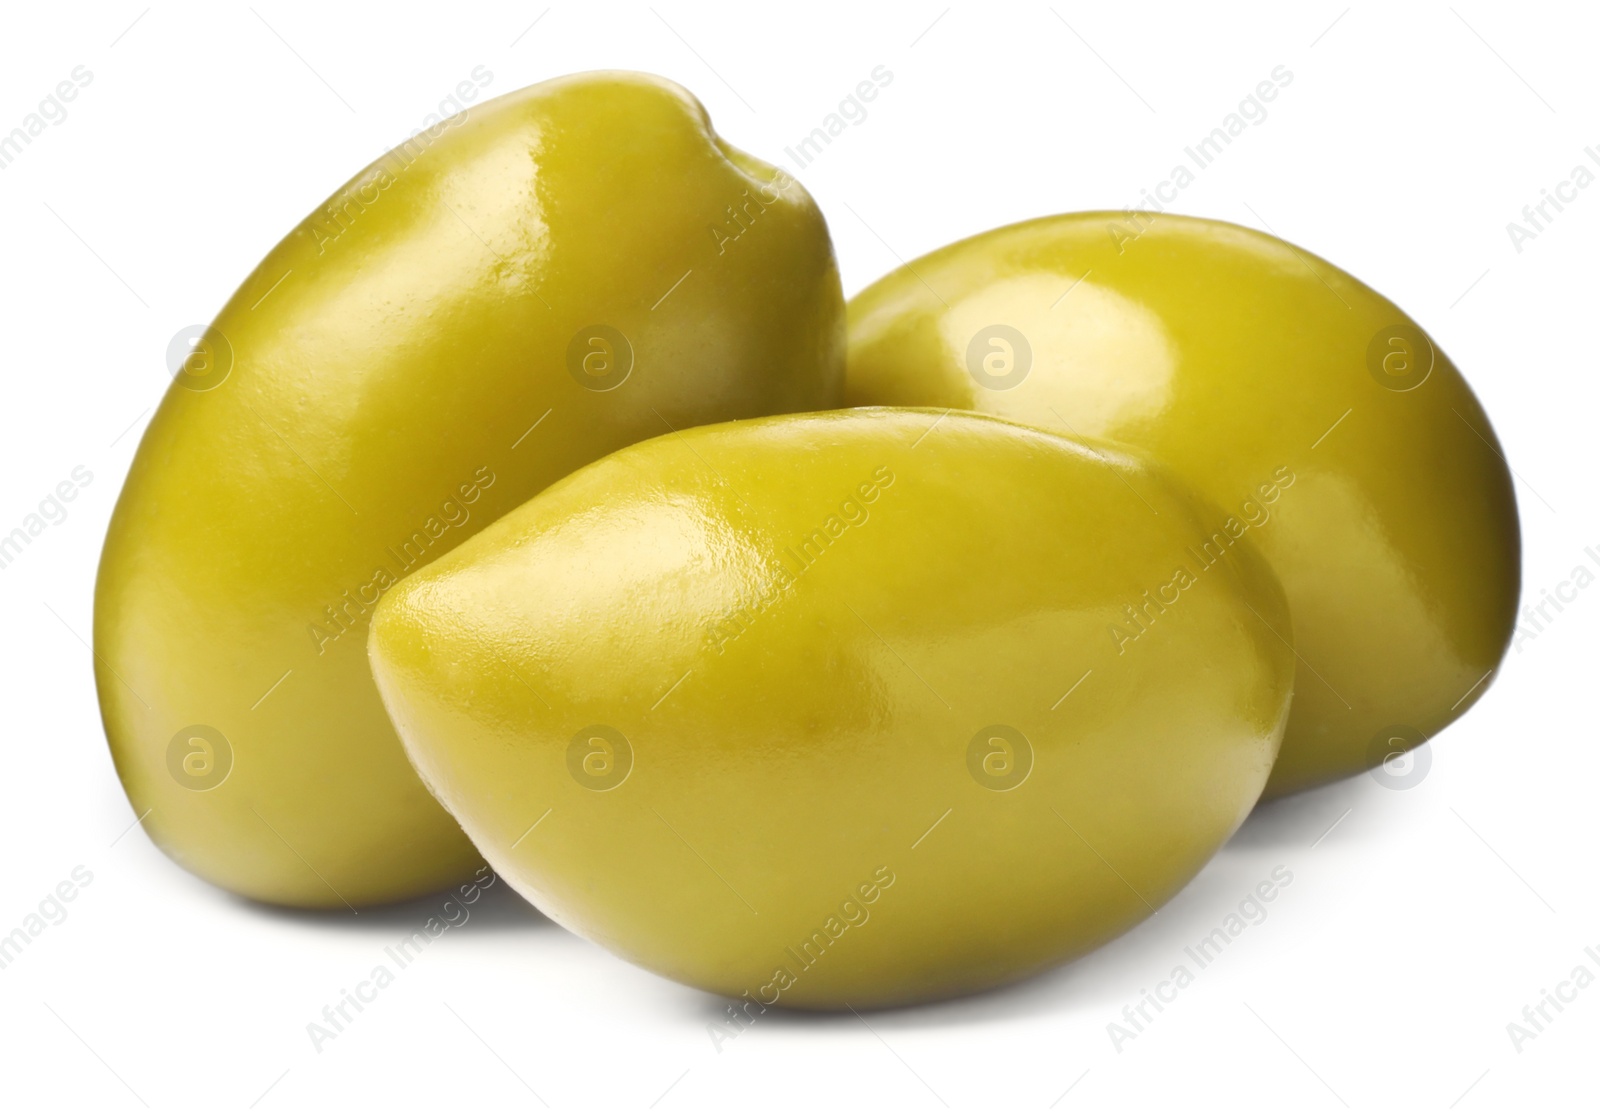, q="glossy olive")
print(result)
[368,409,1293,1007]
[846,213,1519,796]
[94,71,844,908]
